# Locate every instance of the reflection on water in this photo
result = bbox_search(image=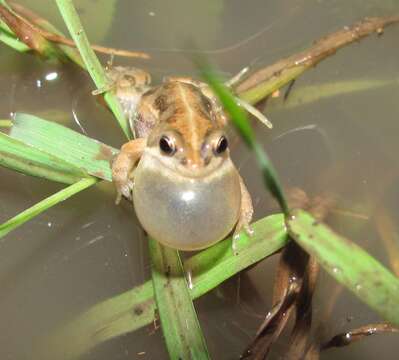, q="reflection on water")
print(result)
[1,0,399,359]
